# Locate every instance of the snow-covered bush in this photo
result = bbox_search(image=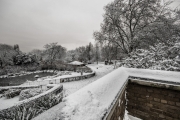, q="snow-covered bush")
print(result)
[0,88,8,94]
[19,88,43,101]
[120,42,180,71]
[0,85,63,120]
[4,89,21,98]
